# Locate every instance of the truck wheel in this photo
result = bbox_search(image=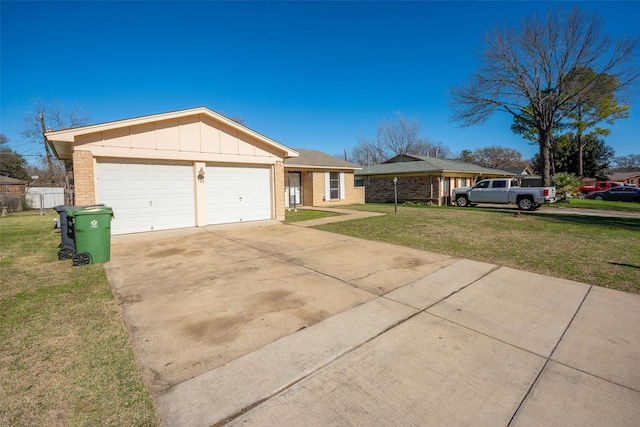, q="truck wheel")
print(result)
[455,195,469,207]
[578,193,587,199]
[517,197,535,211]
